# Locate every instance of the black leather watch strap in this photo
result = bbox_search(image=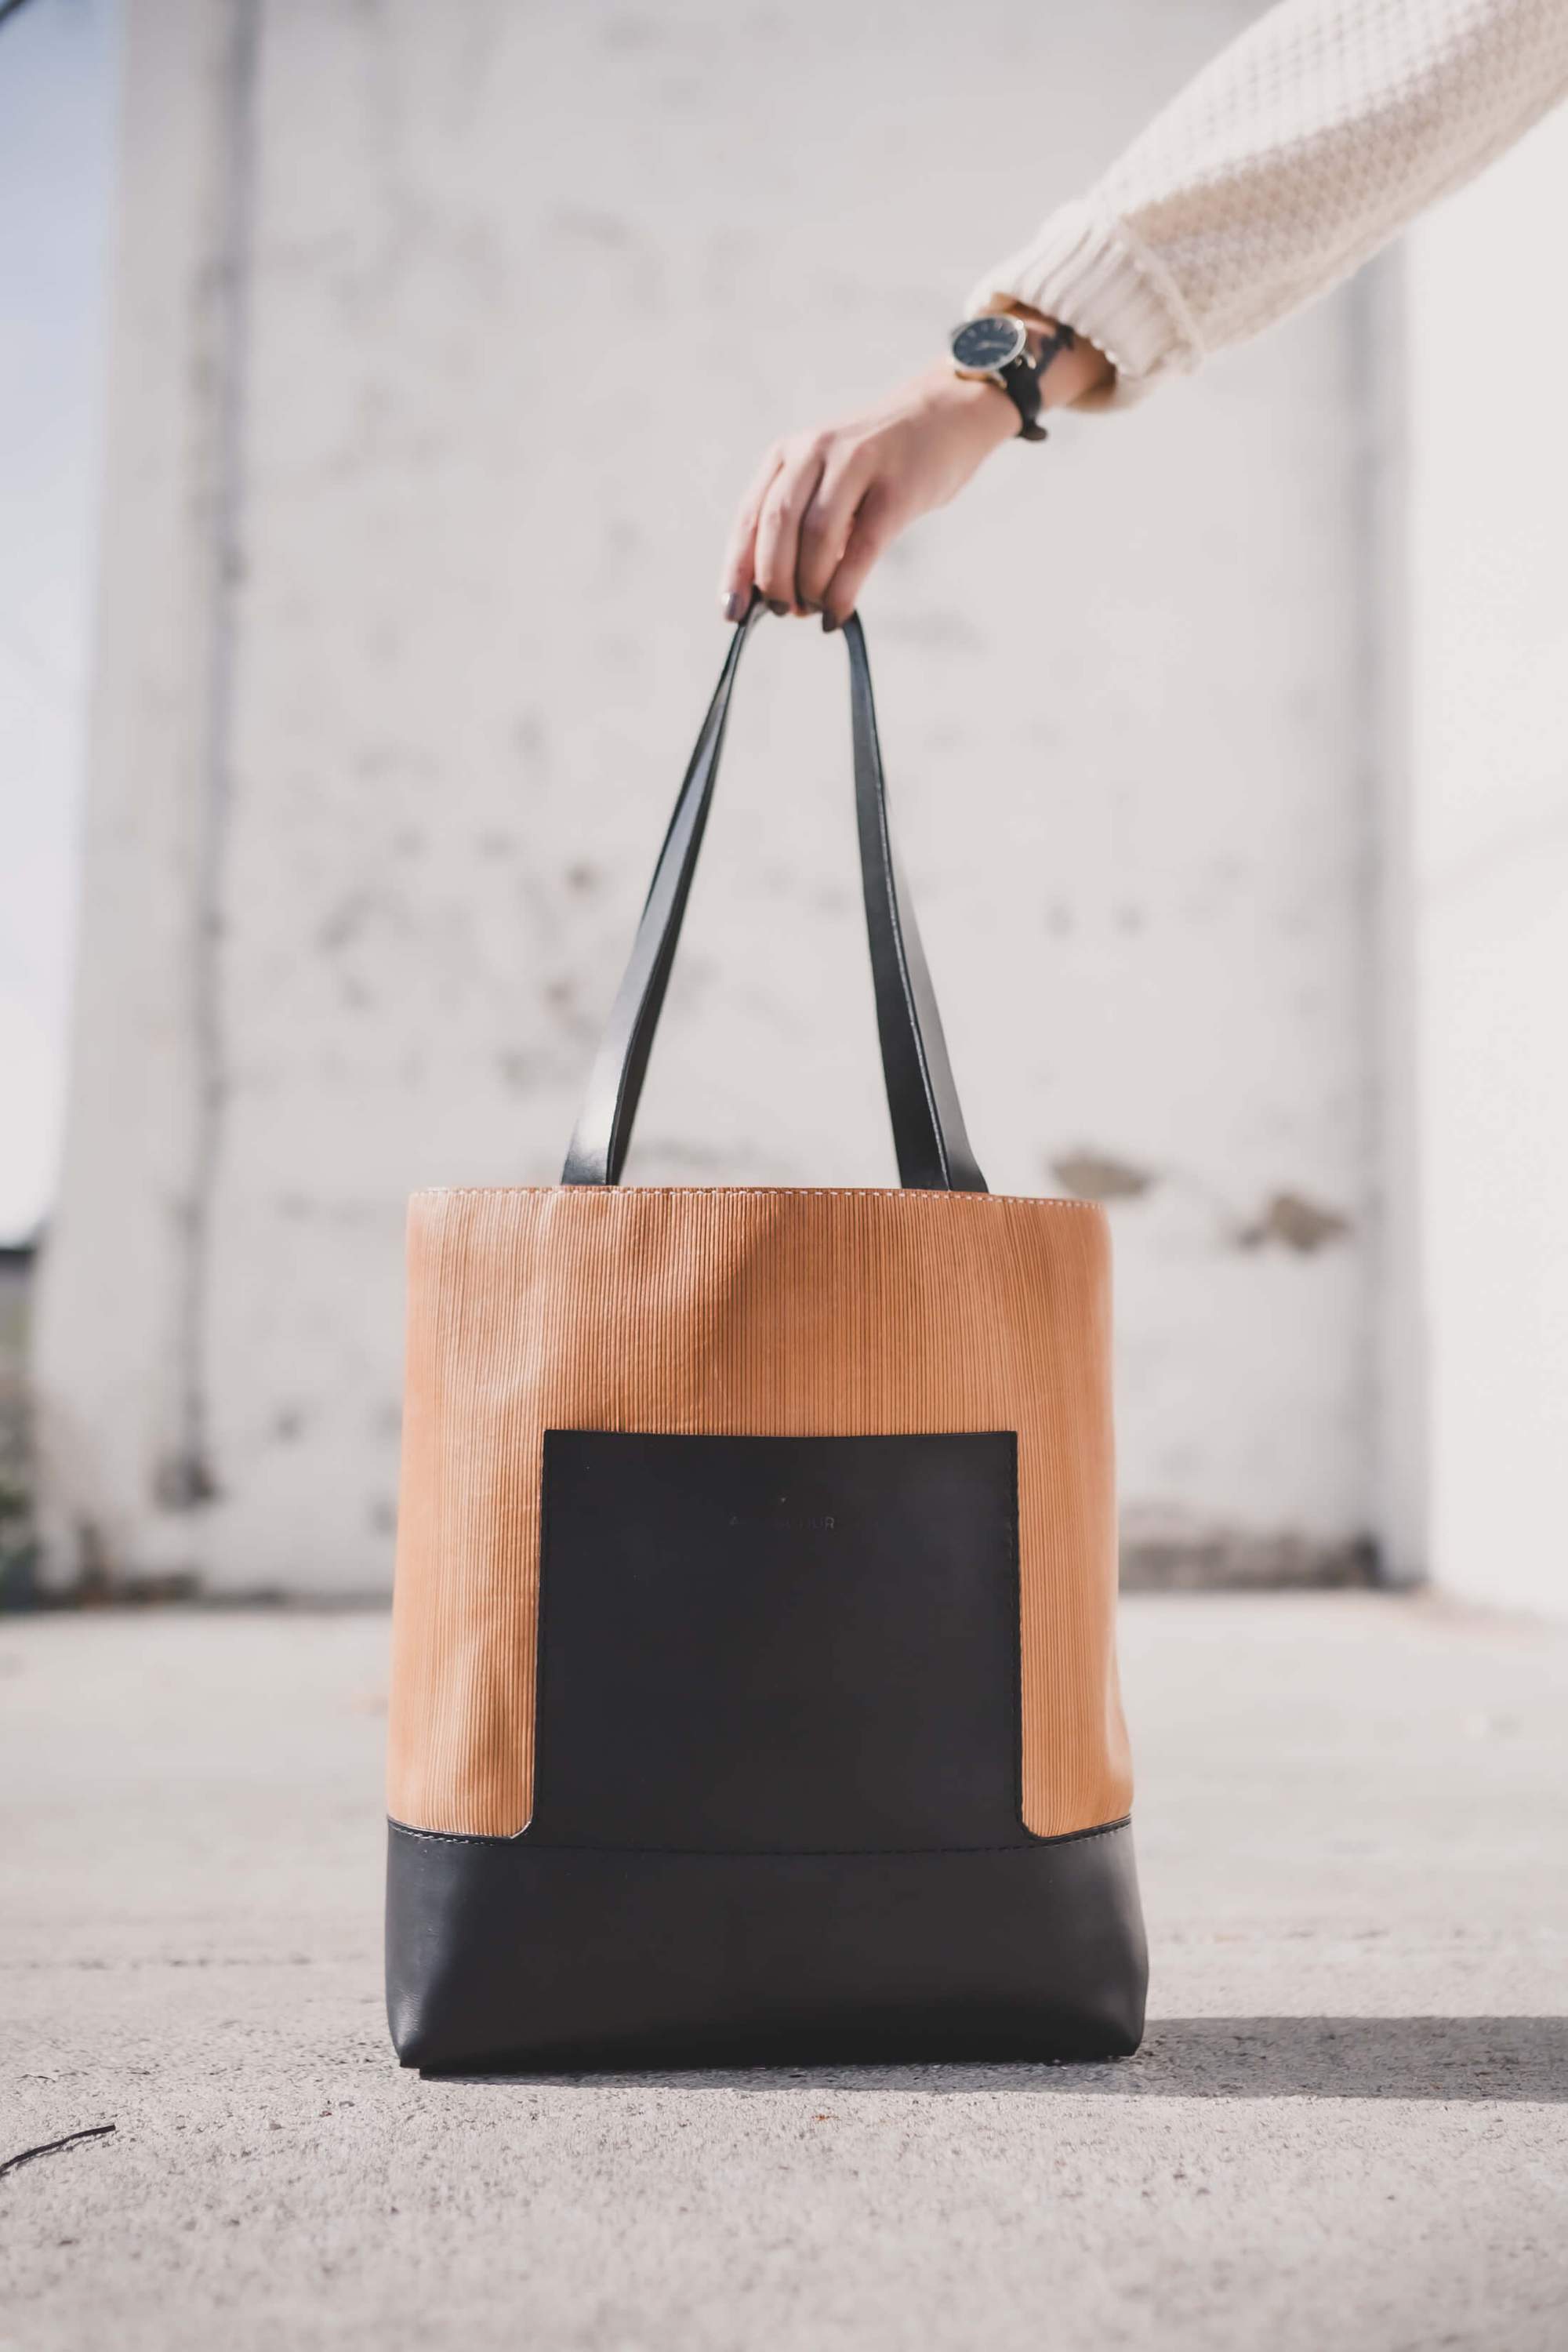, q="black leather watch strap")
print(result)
[562,601,987,1192]
[998,350,1046,442]
[998,321,1077,444]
